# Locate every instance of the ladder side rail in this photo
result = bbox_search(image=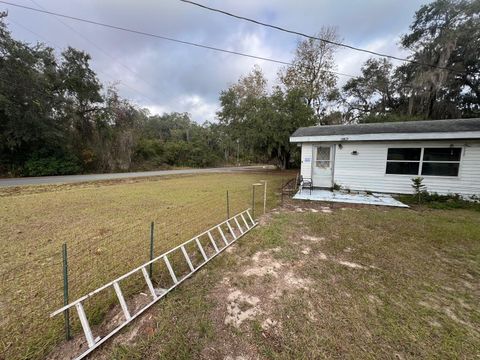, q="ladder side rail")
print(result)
[71,220,258,360]
[51,209,254,317]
